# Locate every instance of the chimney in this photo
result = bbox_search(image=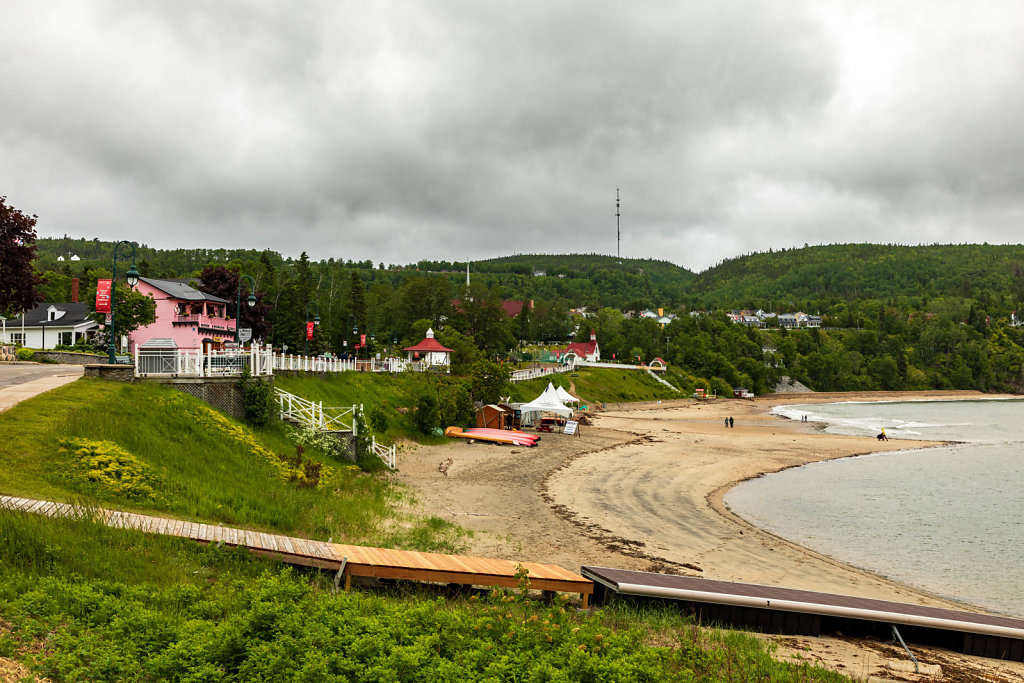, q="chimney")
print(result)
[71,278,79,303]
